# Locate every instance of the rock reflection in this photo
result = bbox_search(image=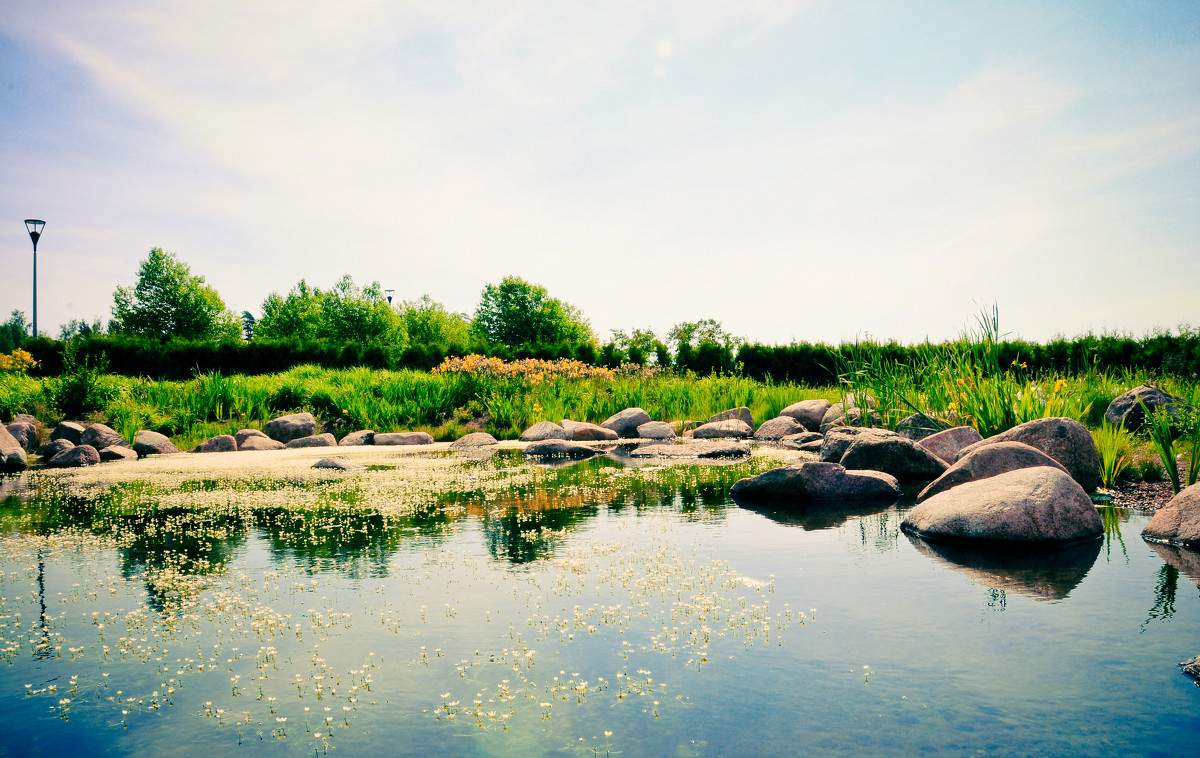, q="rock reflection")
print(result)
[1146,542,1200,586]
[905,534,1102,601]
[735,499,894,532]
